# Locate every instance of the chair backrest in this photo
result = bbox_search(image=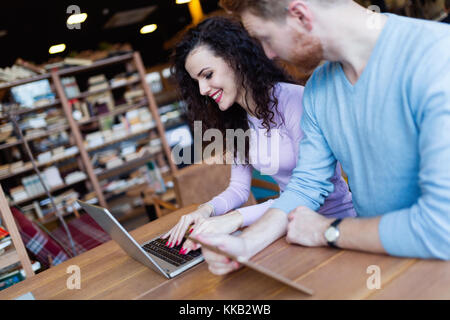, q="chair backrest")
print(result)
[172,162,256,209]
